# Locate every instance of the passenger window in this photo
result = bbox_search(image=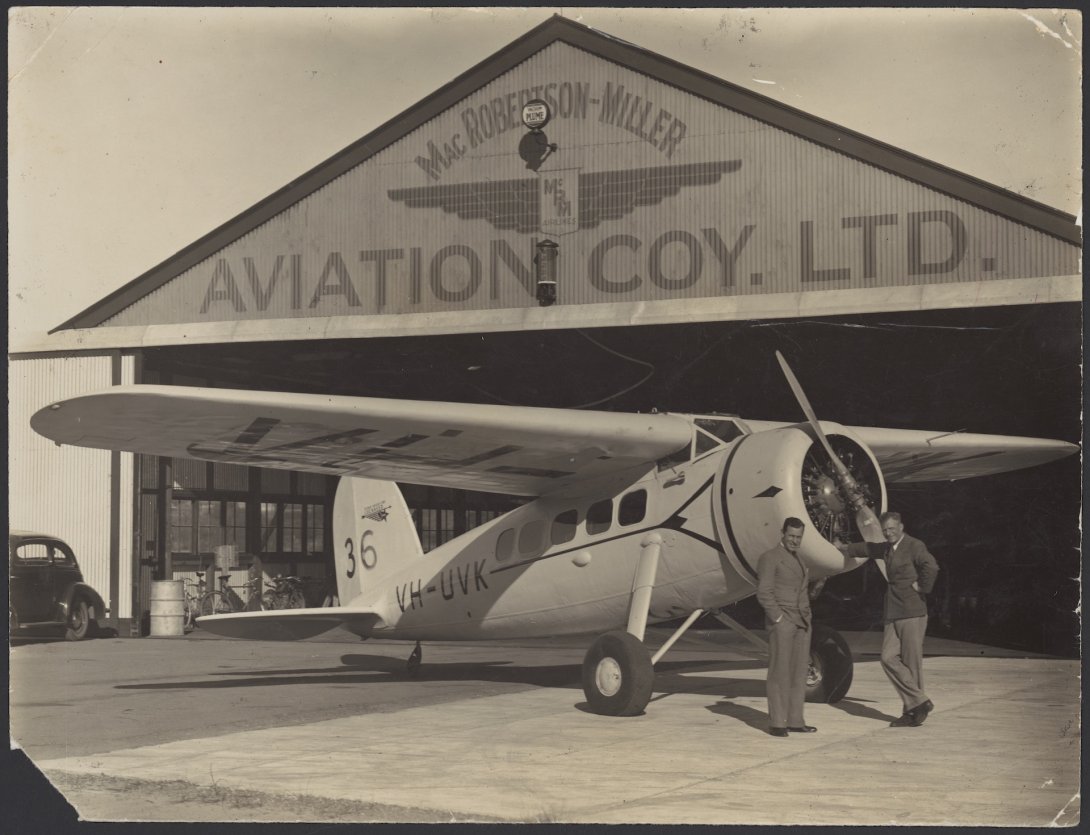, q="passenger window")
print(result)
[551,510,579,545]
[586,499,613,535]
[518,520,545,556]
[495,528,515,562]
[619,490,647,526]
